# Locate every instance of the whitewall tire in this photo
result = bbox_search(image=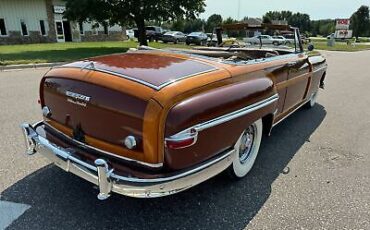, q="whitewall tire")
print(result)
[229,119,263,179]
[305,91,319,109]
